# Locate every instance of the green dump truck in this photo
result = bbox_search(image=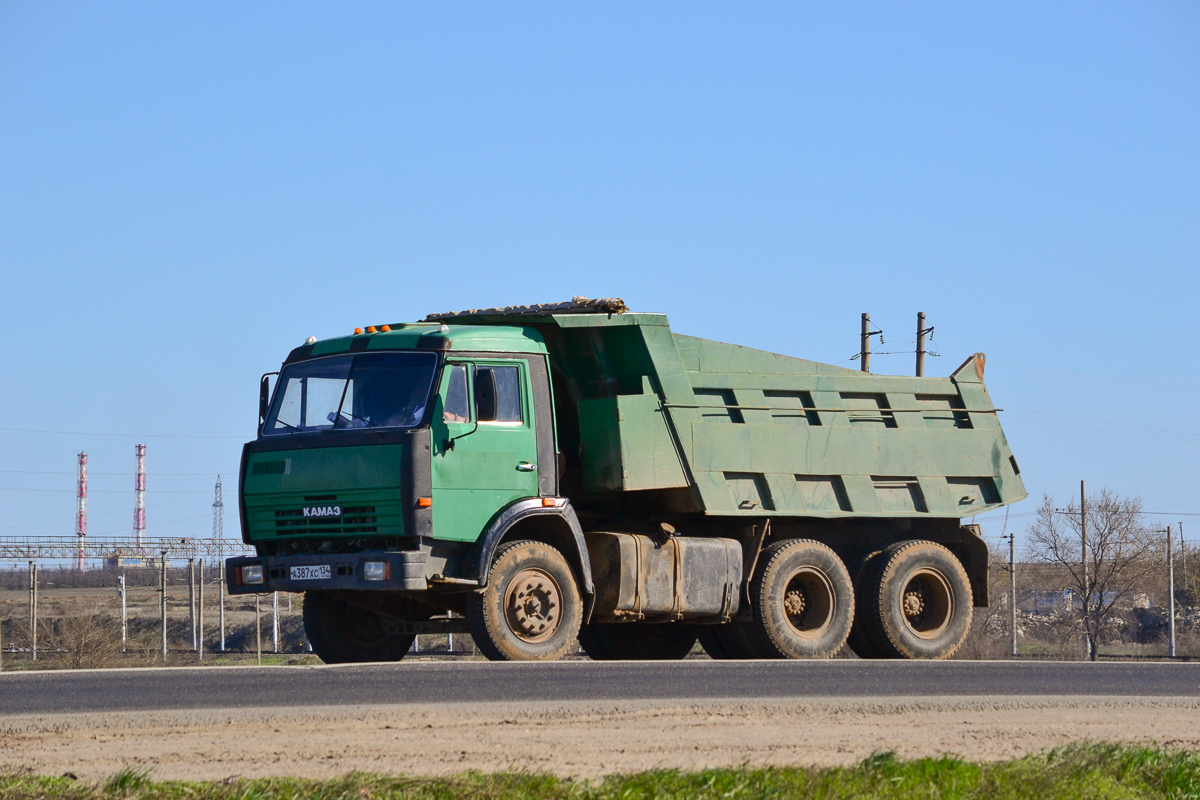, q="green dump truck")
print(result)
[227,298,1025,662]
